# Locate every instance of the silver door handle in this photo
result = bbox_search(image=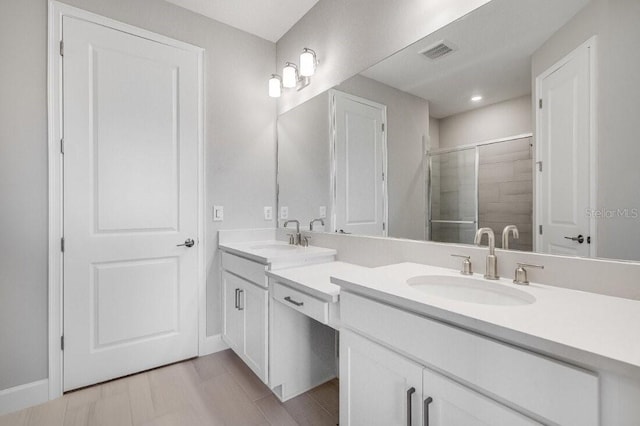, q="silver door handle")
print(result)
[564,235,584,244]
[177,238,195,247]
